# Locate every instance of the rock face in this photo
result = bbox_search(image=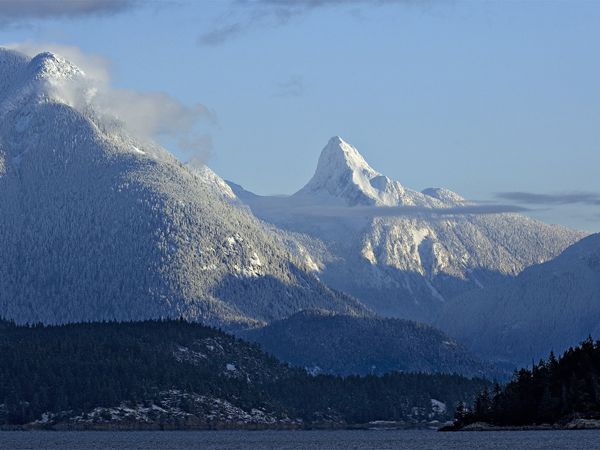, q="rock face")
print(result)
[438,233,600,366]
[35,390,302,431]
[0,49,365,326]
[243,310,503,379]
[229,136,585,322]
